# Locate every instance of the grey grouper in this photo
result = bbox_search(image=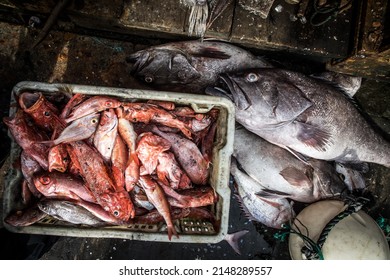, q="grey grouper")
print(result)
[127,40,271,94]
[207,68,390,168]
[233,126,346,203]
